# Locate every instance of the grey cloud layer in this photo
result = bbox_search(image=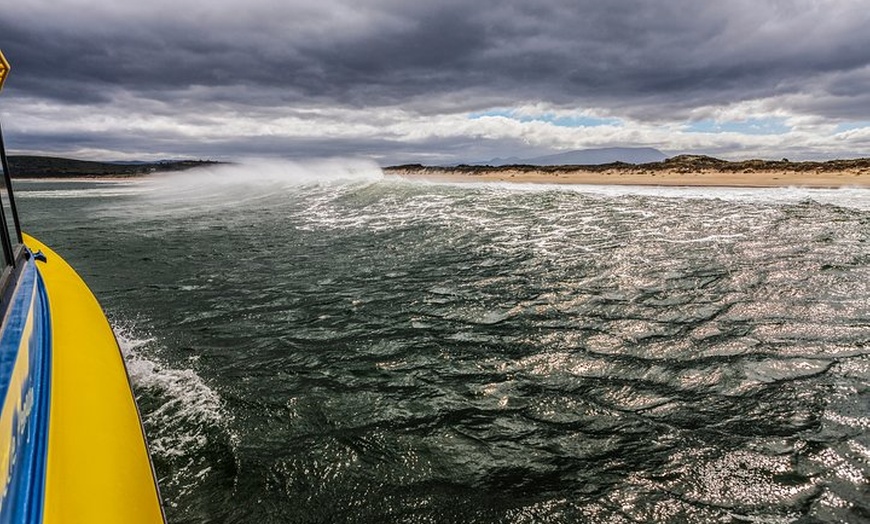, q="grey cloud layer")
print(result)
[3,0,870,160]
